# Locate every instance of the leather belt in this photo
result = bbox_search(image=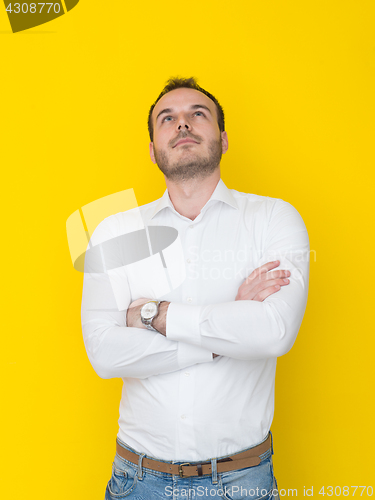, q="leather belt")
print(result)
[116,434,271,478]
